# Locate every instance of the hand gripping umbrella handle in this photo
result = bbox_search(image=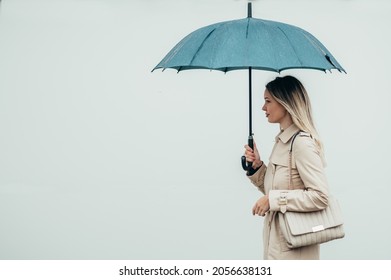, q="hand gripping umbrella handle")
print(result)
[241,135,254,171]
